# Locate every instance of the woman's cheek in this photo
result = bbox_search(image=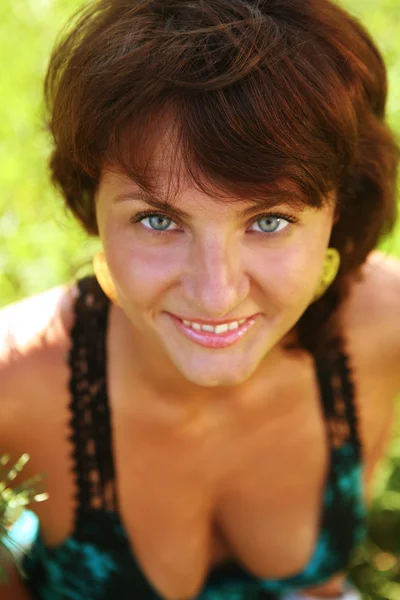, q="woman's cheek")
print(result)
[111,238,183,301]
[258,243,323,309]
